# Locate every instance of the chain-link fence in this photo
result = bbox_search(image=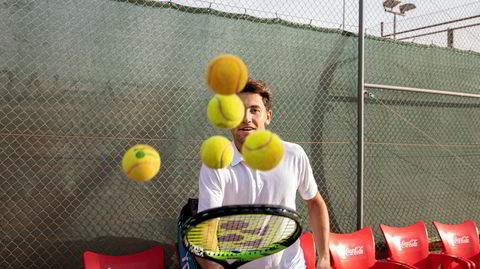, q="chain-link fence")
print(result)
[363,0,480,254]
[363,87,480,254]
[1,0,479,268]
